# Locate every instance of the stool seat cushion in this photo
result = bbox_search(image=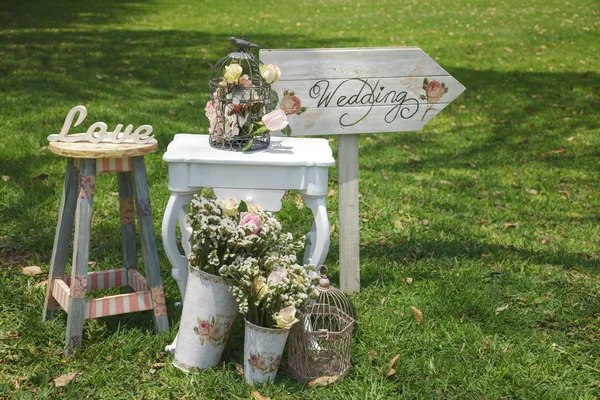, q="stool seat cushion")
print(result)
[48,141,158,159]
